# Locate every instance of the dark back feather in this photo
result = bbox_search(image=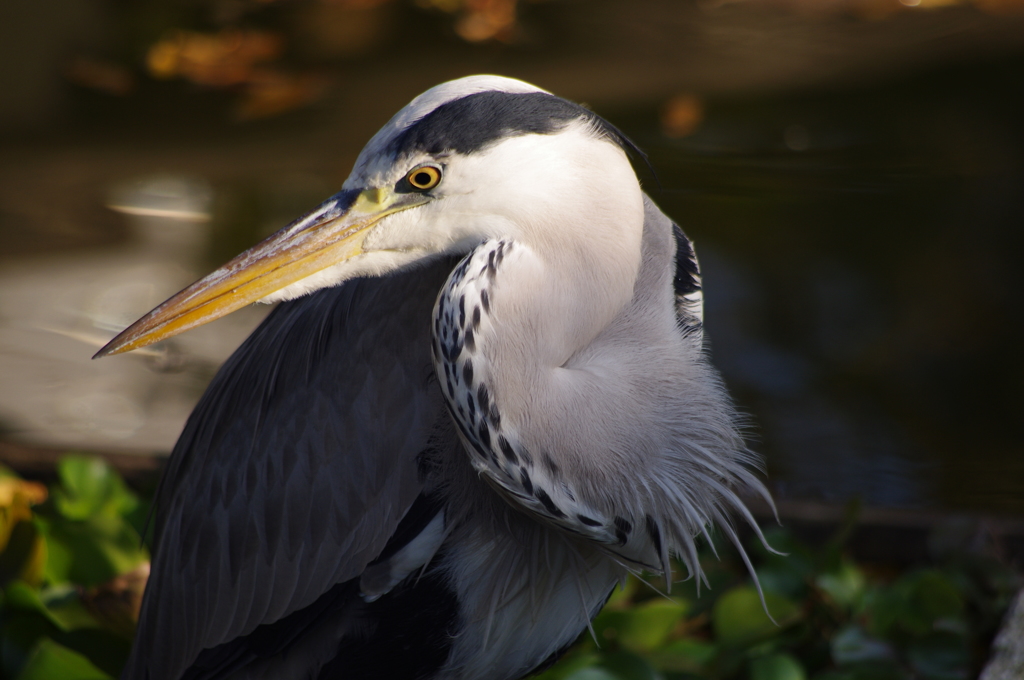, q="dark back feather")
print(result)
[125,258,457,680]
